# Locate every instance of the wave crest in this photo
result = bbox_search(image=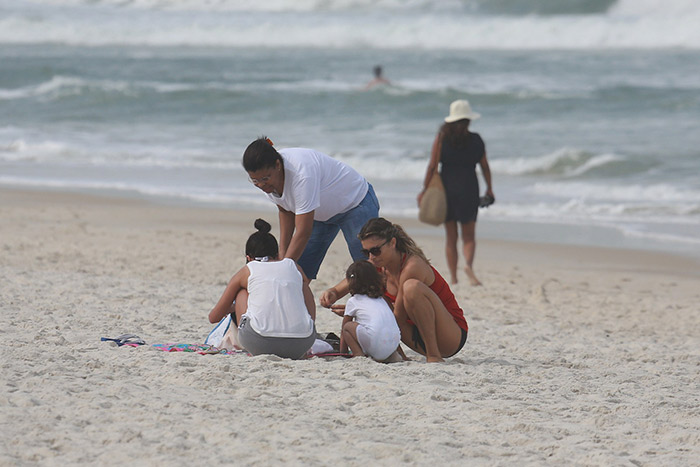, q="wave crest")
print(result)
[4,0,700,49]
[17,0,700,16]
[490,148,642,178]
